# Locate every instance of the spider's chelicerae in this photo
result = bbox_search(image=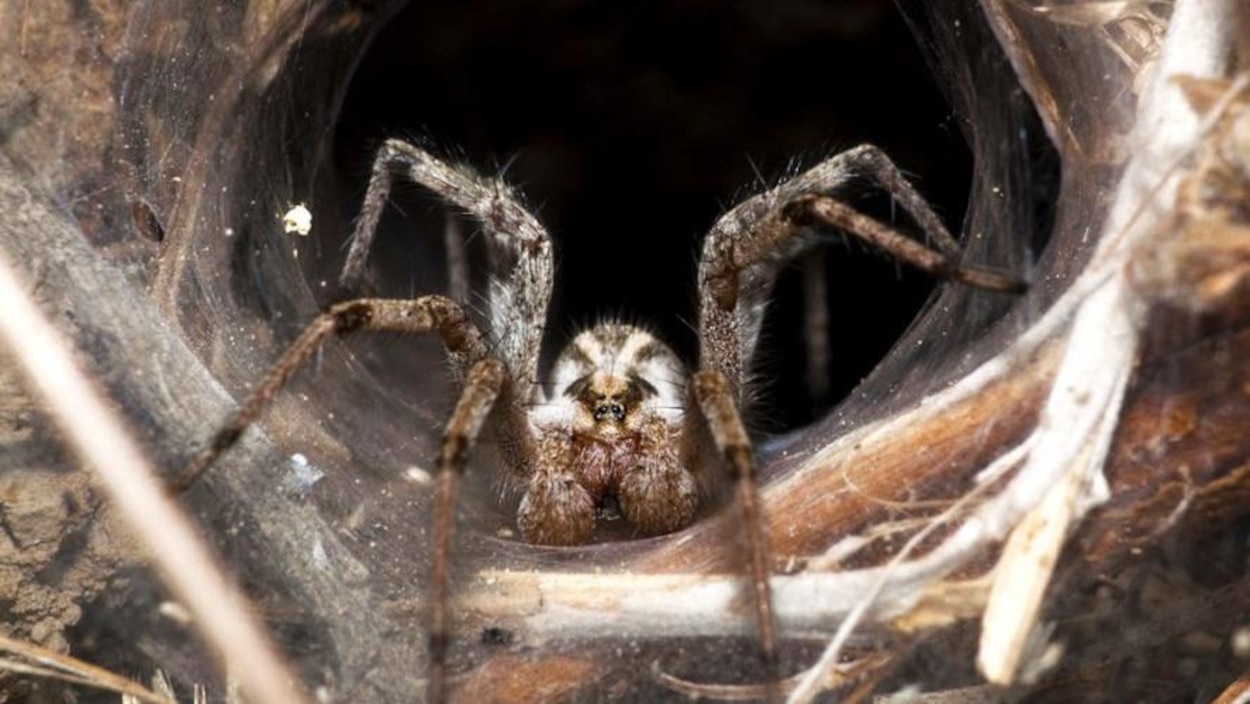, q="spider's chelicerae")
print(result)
[175,138,1023,702]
